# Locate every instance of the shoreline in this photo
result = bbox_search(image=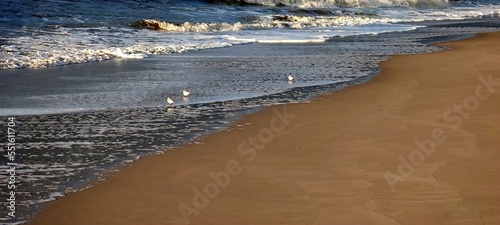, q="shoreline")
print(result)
[25,32,500,225]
